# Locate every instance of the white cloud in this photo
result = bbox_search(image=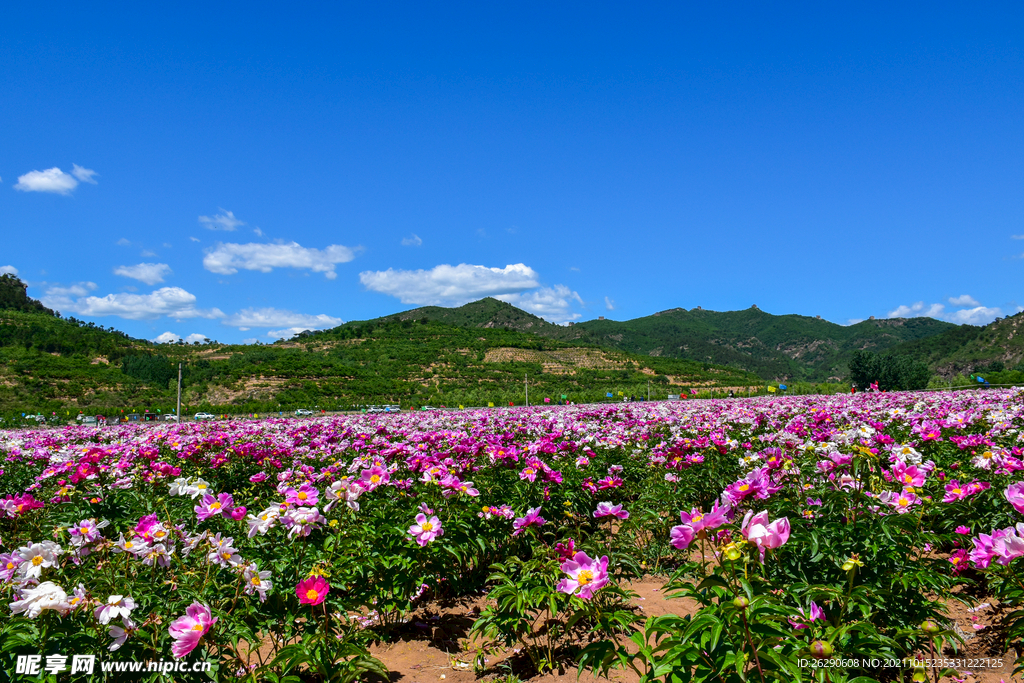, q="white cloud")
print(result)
[184,333,209,344]
[359,263,539,305]
[1012,235,1024,240]
[266,327,319,340]
[199,209,245,231]
[45,282,98,297]
[887,302,946,319]
[204,241,357,279]
[153,332,181,344]
[496,285,584,323]
[71,164,98,184]
[222,307,342,331]
[604,296,615,311]
[114,263,173,286]
[189,236,201,243]
[948,294,980,307]
[14,167,79,194]
[948,306,1003,325]
[0,265,18,276]
[401,234,423,247]
[44,287,223,321]
[116,238,132,246]
[885,297,1003,326]
[253,227,263,237]
[140,249,157,258]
